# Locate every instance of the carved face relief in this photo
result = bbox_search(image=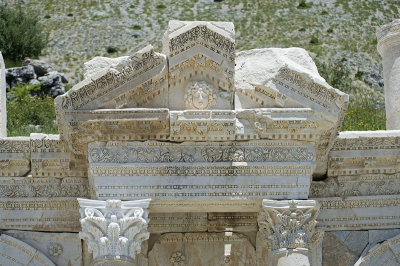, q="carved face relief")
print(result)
[184,81,216,109]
